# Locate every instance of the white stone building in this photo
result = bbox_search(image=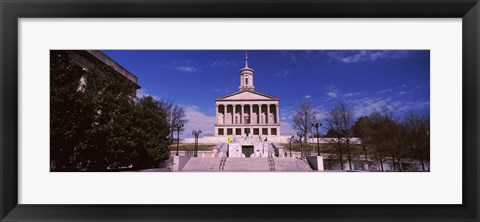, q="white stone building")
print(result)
[214,53,280,137]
